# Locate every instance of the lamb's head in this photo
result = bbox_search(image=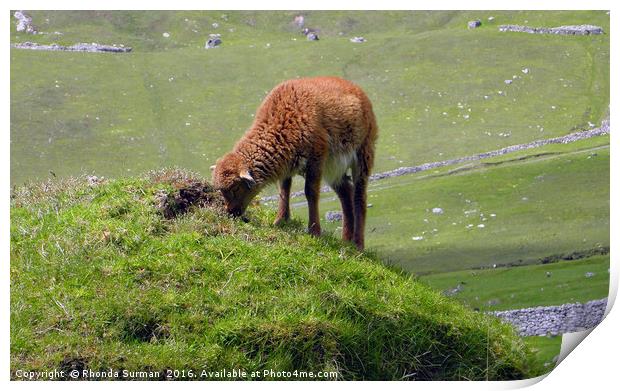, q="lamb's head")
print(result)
[211,152,258,217]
